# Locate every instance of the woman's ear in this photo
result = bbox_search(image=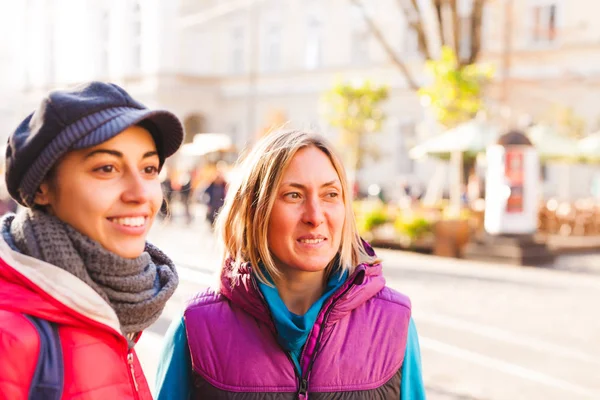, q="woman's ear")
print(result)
[33,182,51,206]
